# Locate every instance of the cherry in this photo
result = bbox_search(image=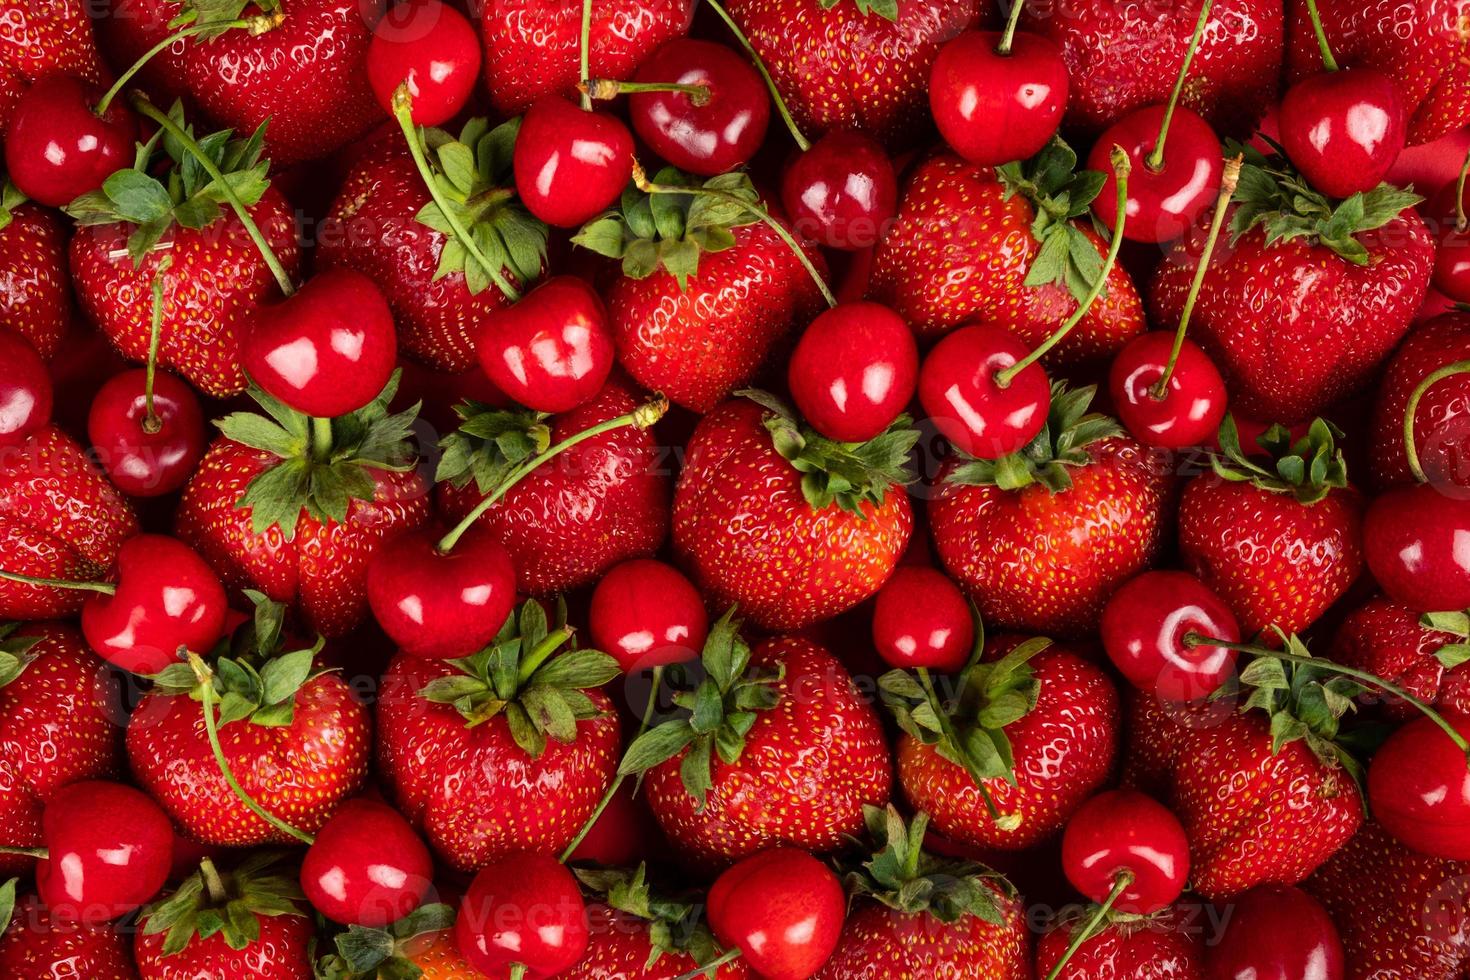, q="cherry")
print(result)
[1364,484,1470,613]
[780,130,897,250]
[565,780,657,867]
[1061,790,1189,915]
[1109,333,1227,450]
[0,331,52,447]
[1206,884,1345,980]
[588,558,708,673]
[1089,106,1221,243]
[513,96,634,229]
[4,74,135,208]
[918,324,1050,460]
[367,0,481,127]
[476,276,615,414]
[1279,69,1405,199]
[1100,571,1240,703]
[87,368,206,497]
[300,798,434,927]
[788,301,918,443]
[454,853,589,979]
[871,565,974,673]
[34,781,173,923]
[705,847,845,980]
[1432,157,1470,302]
[1367,712,1470,860]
